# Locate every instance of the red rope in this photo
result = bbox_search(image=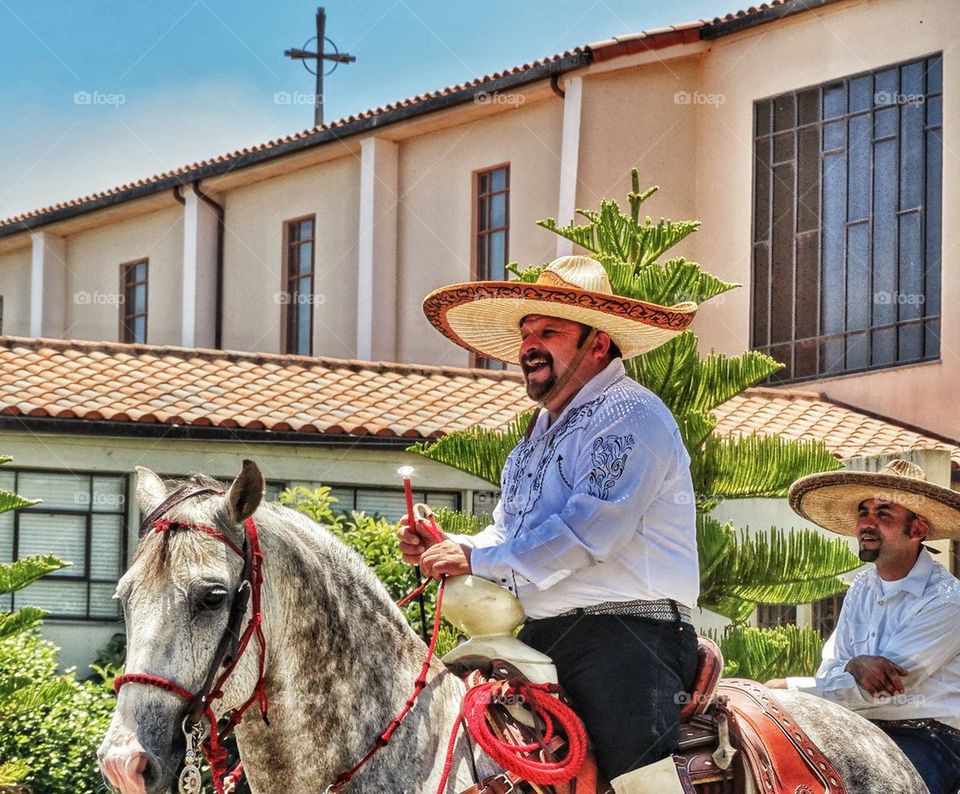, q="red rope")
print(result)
[434,680,588,793]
